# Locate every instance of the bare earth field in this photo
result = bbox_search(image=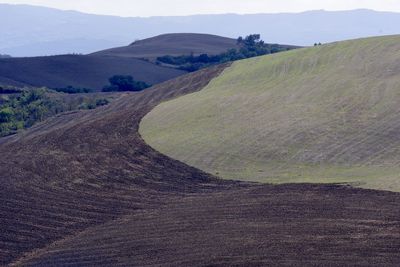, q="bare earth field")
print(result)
[0,55,185,90]
[92,33,241,59]
[0,33,242,91]
[1,61,400,266]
